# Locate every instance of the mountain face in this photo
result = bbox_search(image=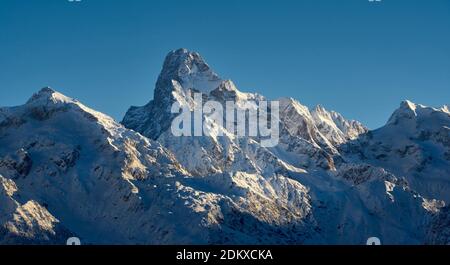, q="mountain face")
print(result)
[340,100,450,202]
[122,48,225,141]
[0,49,449,245]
